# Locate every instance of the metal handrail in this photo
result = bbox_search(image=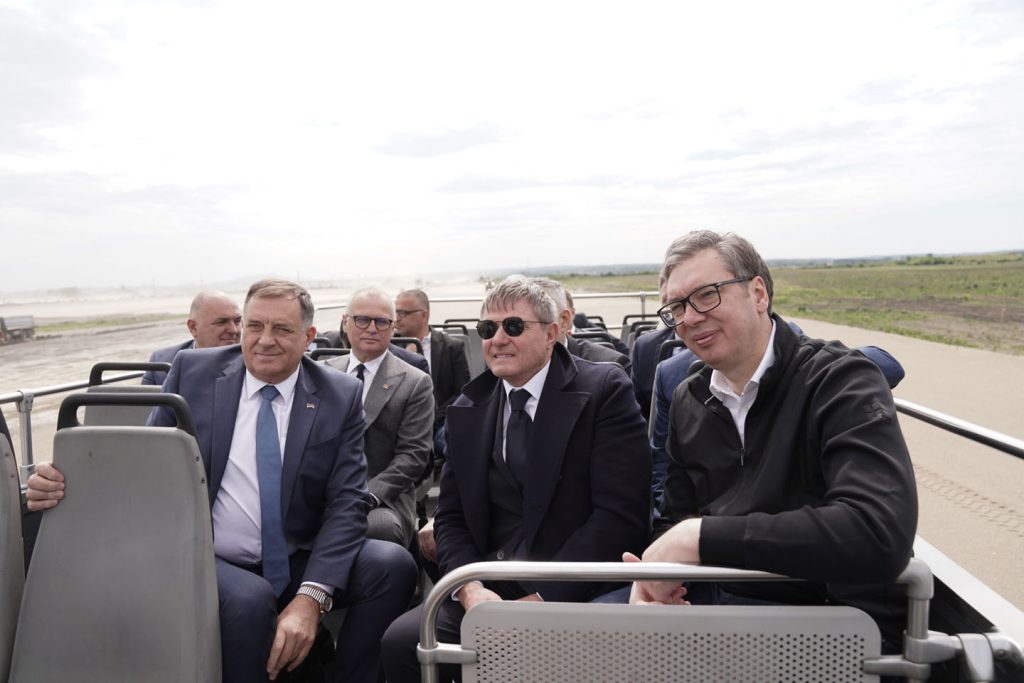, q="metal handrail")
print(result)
[0,371,144,466]
[895,398,1024,460]
[417,559,939,683]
